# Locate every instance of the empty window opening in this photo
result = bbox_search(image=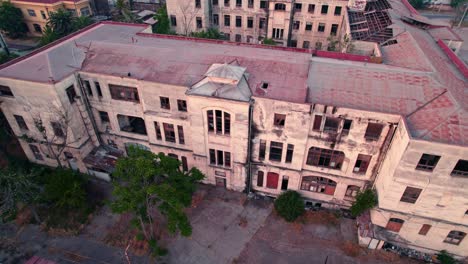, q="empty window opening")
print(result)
[281,176,289,190]
[312,115,322,131]
[269,141,283,162]
[207,110,230,135]
[354,154,372,173]
[95,82,102,97]
[334,6,342,15]
[213,0,218,5]
[259,18,266,29]
[51,122,64,137]
[342,119,352,134]
[154,122,162,140]
[285,144,294,163]
[400,186,422,204]
[444,231,466,245]
[306,147,344,169]
[275,3,286,10]
[109,84,139,102]
[14,115,28,130]
[331,24,338,36]
[182,156,188,171]
[386,218,404,232]
[260,0,266,8]
[259,140,266,160]
[247,17,253,28]
[209,149,231,167]
[170,15,177,26]
[236,16,242,27]
[272,28,284,39]
[248,0,254,8]
[117,114,147,135]
[178,125,185,144]
[257,171,264,187]
[451,160,468,176]
[66,85,77,104]
[416,154,440,171]
[224,0,230,7]
[364,122,384,140]
[177,99,187,112]
[224,15,230,26]
[301,176,336,195]
[84,80,92,96]
[195,0,201,8]
[0,85,14,97]
[274,113,286,127]
[305,22,312,31]
[235,34,242,42]
[261,82,269,89]
[318,23,325,32]
[160,97,170,109]
[213,14,219,25]
[266,172,279,189]
[293,21,300,30]
[324,117,340,133]
[321,5,328,14]
[163,123,176,142]
[345,185,360,198]
[196,17,202,28]
[303,41,310,48]
[33,24,42,33]
[29,144,43,160]
[295,3,302,11]
[308,4,315,13]
[236,0,242,6]
[99,111,110,123]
